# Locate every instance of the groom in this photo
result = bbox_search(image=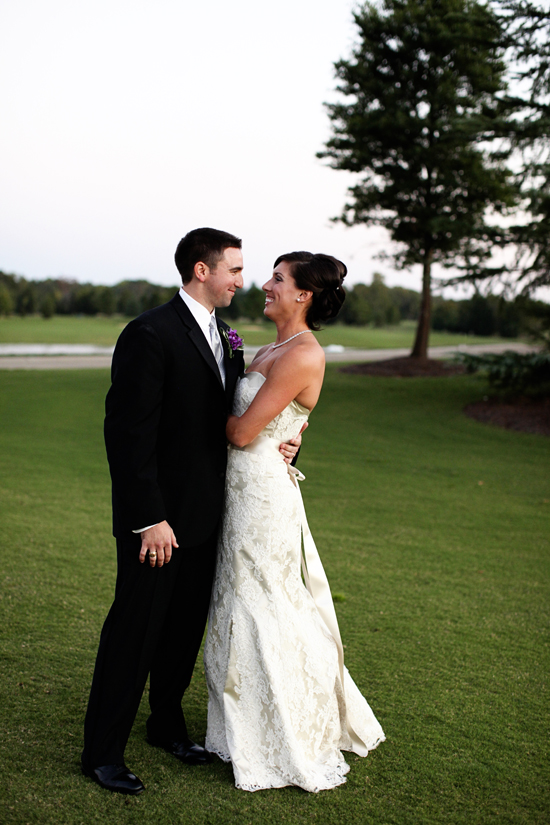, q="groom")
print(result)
[82,228,298,794]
